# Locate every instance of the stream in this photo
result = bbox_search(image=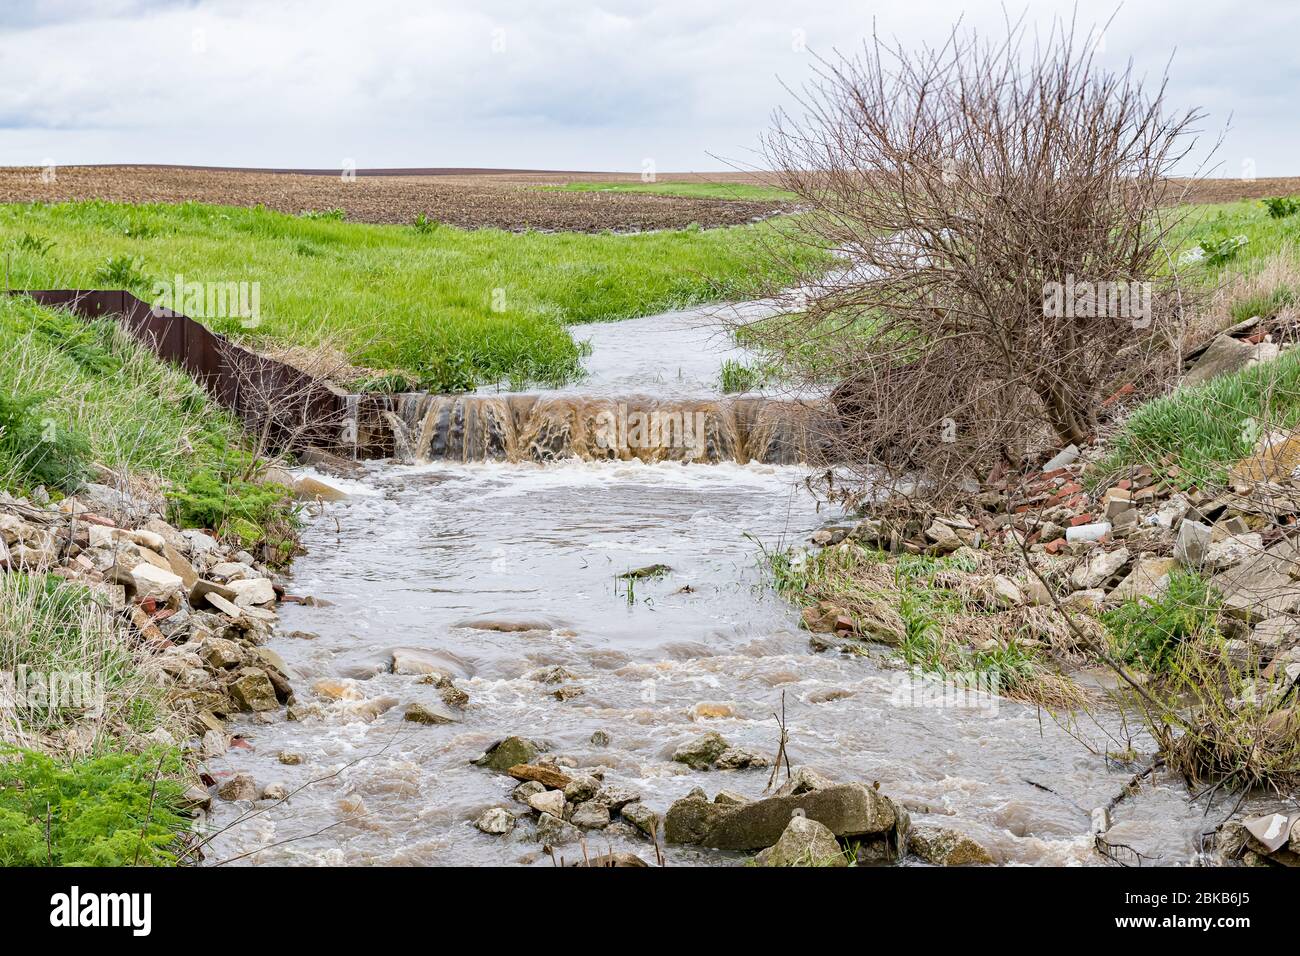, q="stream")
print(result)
[208,301,1217,867]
